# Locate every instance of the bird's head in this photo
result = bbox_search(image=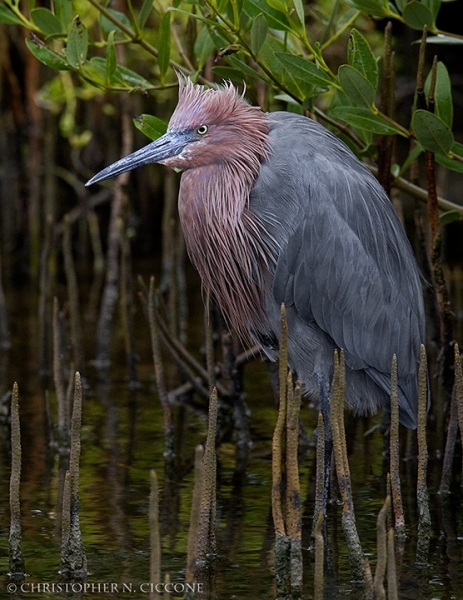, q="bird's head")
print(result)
[86,77,271,186]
